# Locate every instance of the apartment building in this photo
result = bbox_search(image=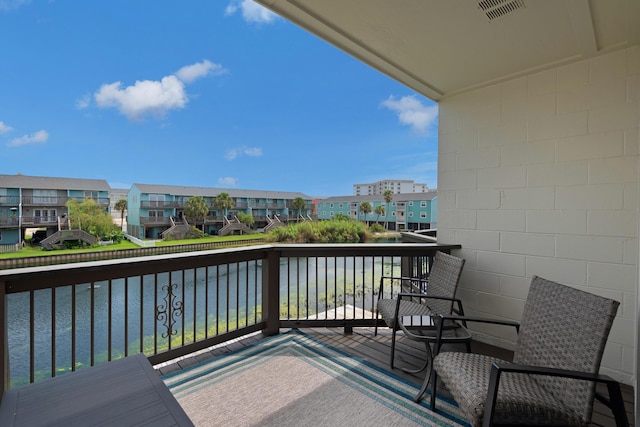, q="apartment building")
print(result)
[353,179,428,195]
[127,183,314,239]
[316,191,437,231]
[0,174,111,245]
